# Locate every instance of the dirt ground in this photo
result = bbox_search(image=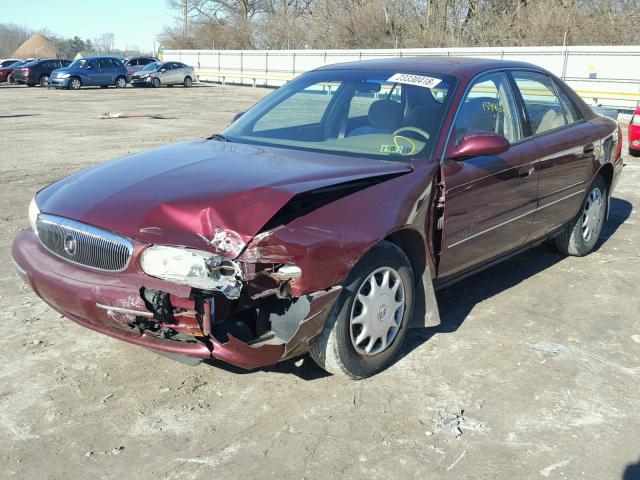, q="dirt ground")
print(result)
[1,81,639,480]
